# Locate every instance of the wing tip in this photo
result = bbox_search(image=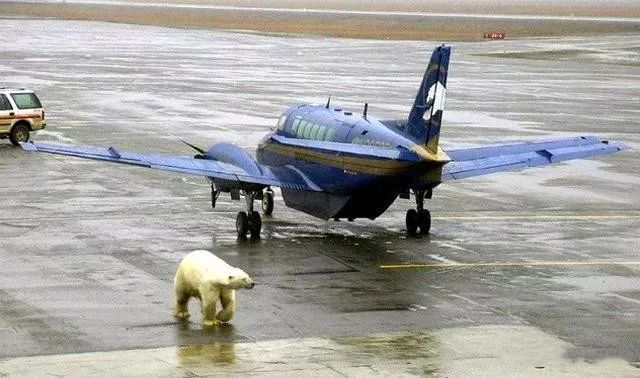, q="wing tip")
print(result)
[599,138,629,152]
